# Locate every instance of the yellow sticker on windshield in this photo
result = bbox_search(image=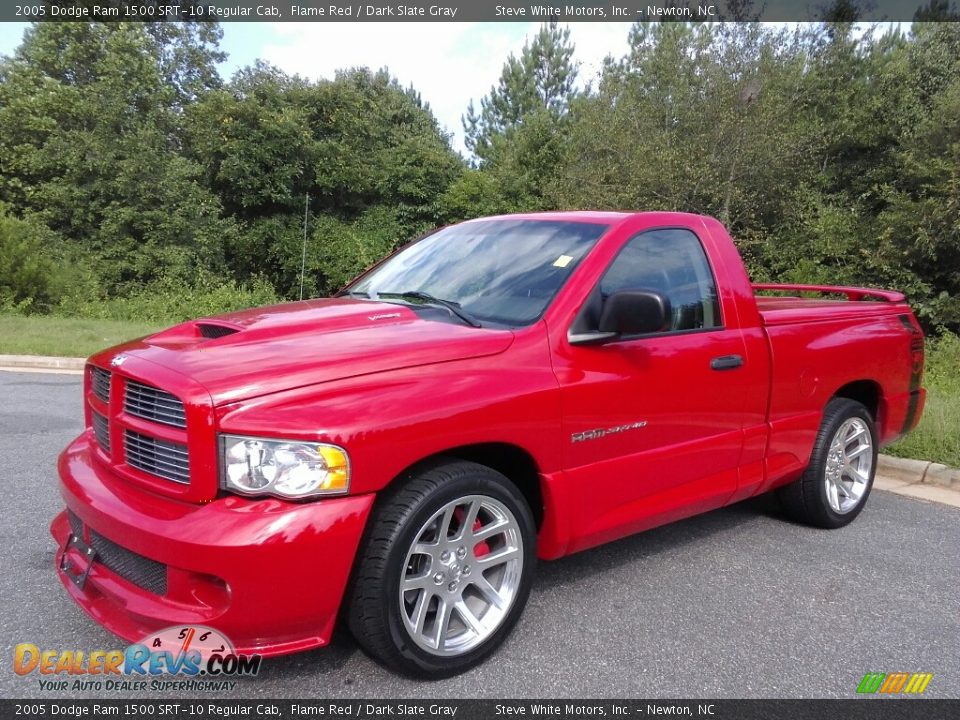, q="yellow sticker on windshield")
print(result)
[553,255,574,268]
